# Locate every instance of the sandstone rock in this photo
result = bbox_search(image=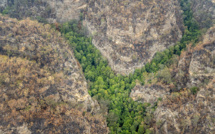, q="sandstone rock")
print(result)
[130,84,170,104]
[176,25,215,88]
[154,79,215,134]
[84,0,183,75]
[43,0,87,23]
[1,0,184,75]
[152,25,215,134]
[129,25,215,133]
